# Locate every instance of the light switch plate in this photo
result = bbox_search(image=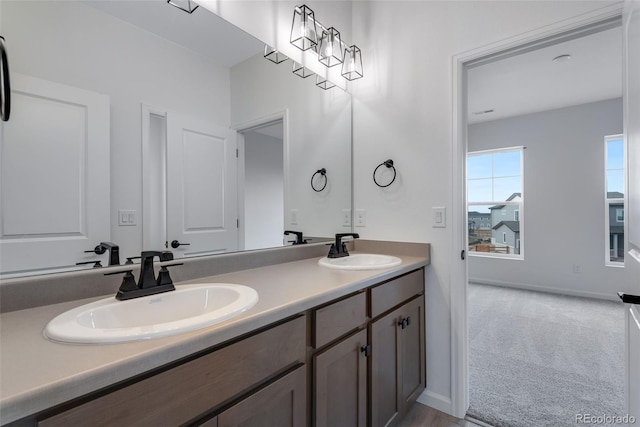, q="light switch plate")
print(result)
[342,209,352,227]
[432,207,446,228]
[118,209,137,226]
